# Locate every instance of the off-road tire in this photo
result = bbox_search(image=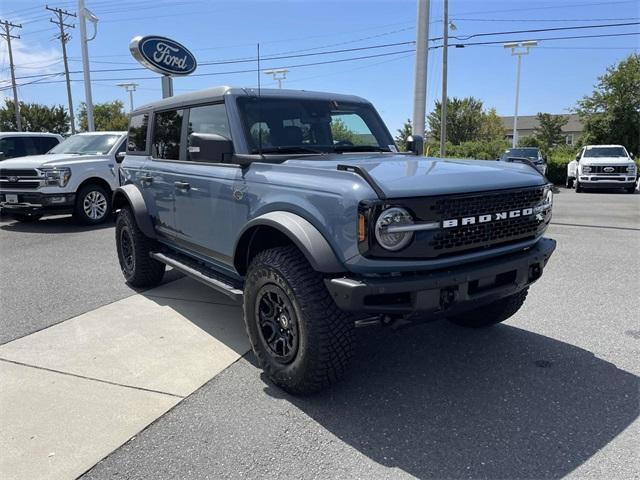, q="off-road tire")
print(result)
[447,288,529,328]
[74,184,111,225]
[115,207,165,288]
[565,177,574,189]
[574,179,583,193]
[243,246,354,395]
[11,213,42,222]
